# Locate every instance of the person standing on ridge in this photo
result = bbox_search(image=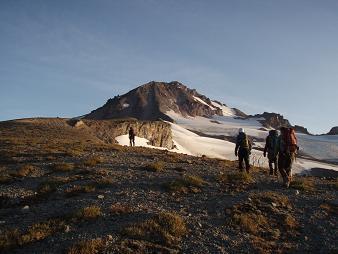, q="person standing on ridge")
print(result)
[264,129,279,176]
[276,127,299,188]
[235,128,252,172]
[129,127,135,147]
